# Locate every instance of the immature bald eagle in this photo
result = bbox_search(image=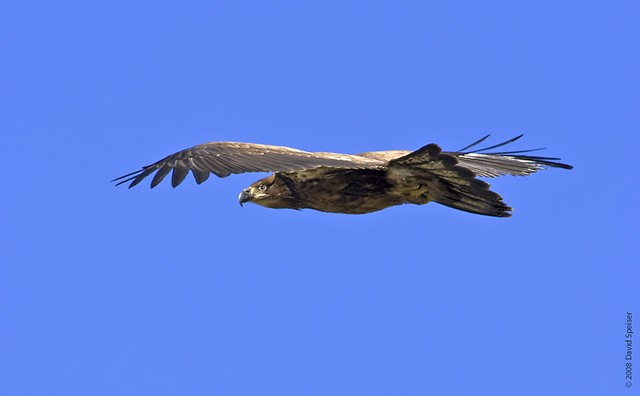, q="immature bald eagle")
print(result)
[113,135,572,217]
